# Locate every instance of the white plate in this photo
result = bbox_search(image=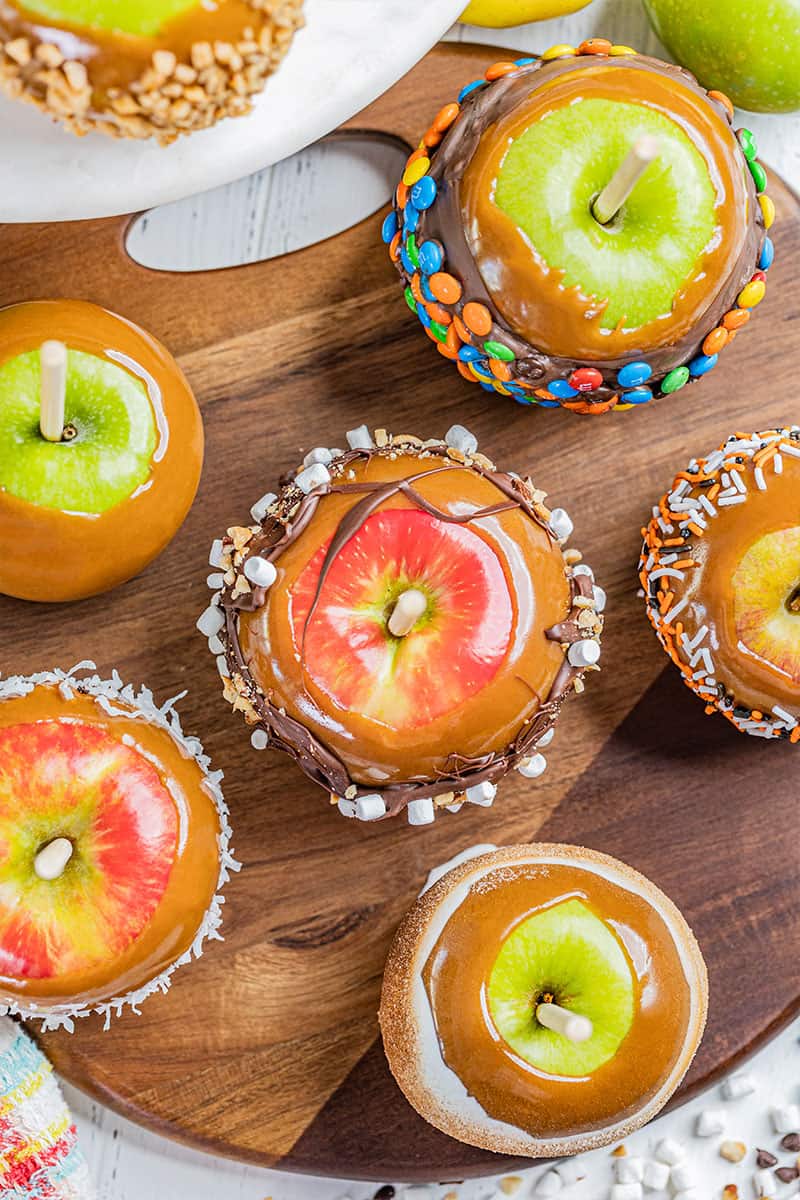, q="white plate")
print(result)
[1,0,465,223]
